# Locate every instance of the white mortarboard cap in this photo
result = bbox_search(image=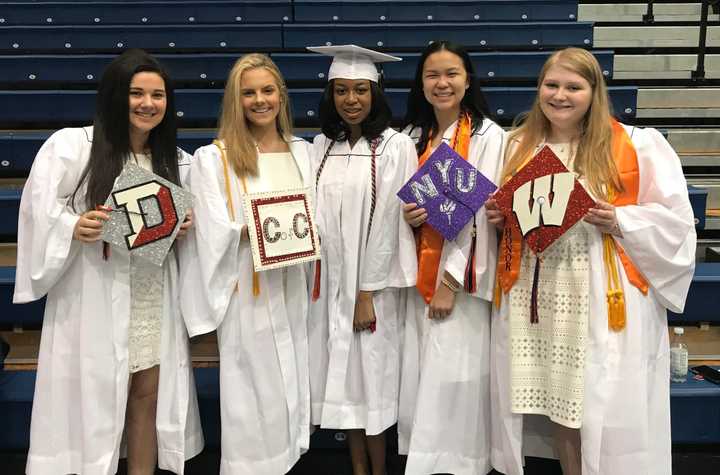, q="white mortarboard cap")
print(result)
[306,44,402,83]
